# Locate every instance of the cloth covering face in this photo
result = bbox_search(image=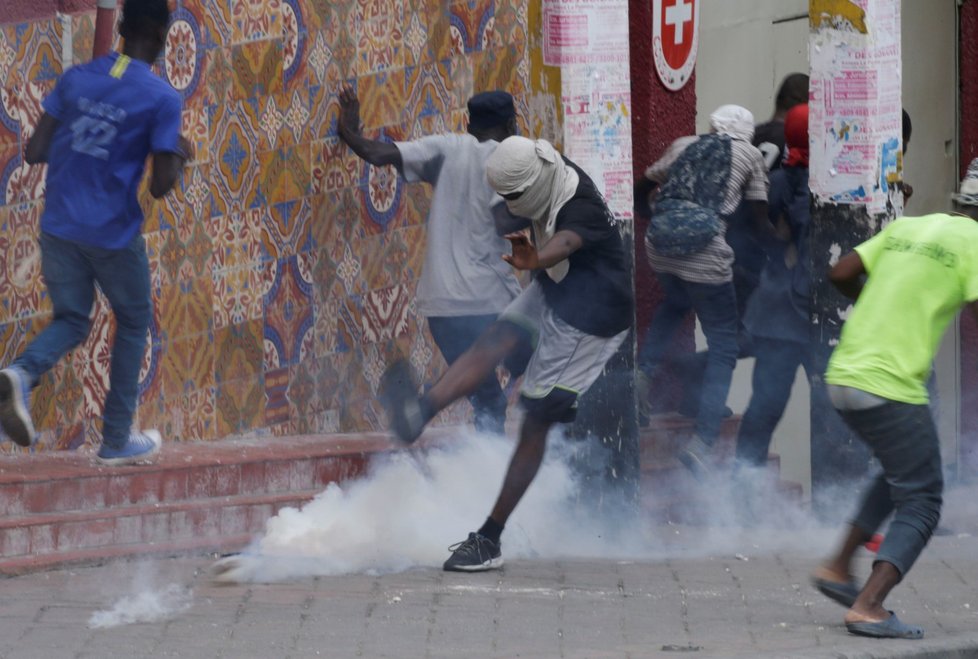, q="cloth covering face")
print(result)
[709,104,755,142]
[486,136,580,282]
